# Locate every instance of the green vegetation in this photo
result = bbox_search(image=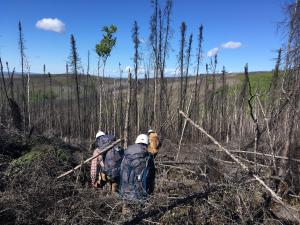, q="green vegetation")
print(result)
[224,71,273,94]
[239,71,274,93]
[30,90,57,102]
[6,144,69,176]
[96,24,117,70]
